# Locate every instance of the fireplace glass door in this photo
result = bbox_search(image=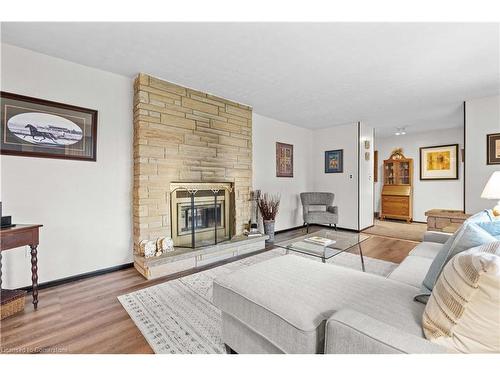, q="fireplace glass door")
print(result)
[178,202,224,236]
[170,183,233,248]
